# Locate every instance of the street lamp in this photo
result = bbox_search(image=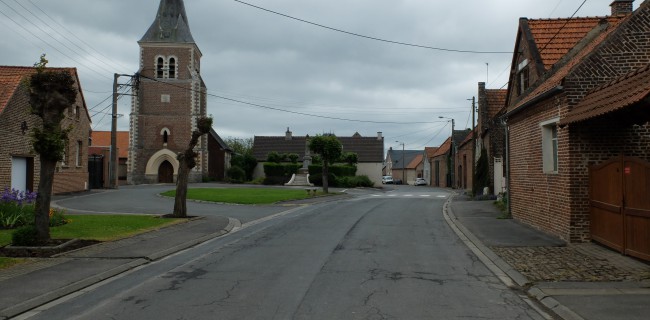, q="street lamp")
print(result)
[439,116,455,188]
[395,141,405,185]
